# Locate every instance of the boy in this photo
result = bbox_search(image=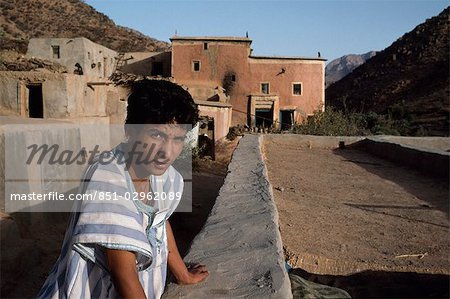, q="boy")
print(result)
[37,80,208,298]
